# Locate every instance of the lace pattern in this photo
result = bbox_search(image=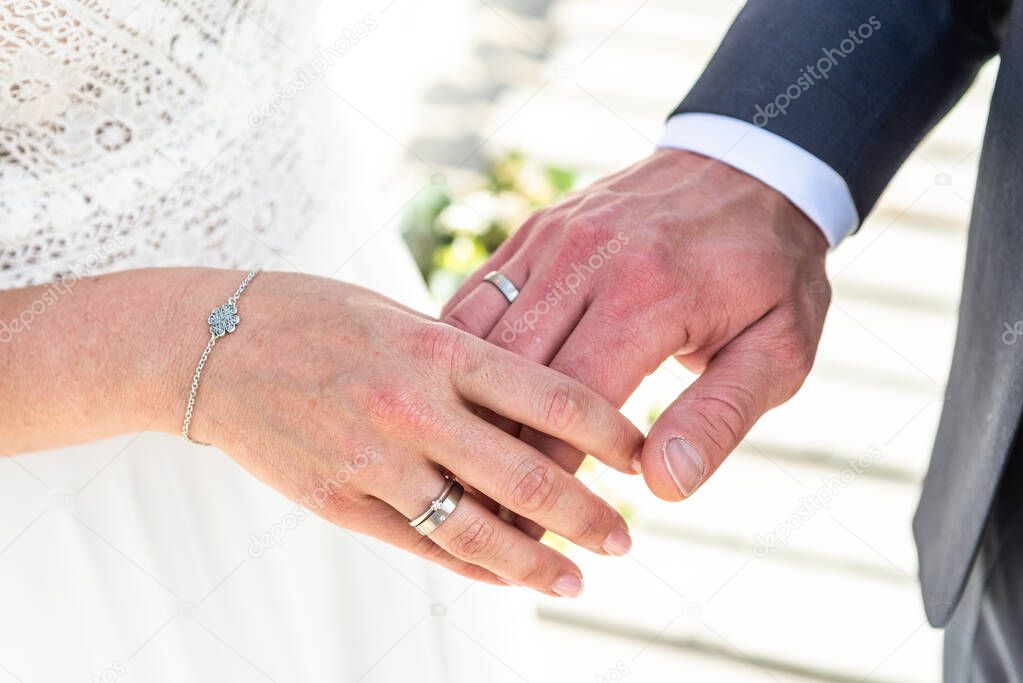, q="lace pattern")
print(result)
[0,0,331,288]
